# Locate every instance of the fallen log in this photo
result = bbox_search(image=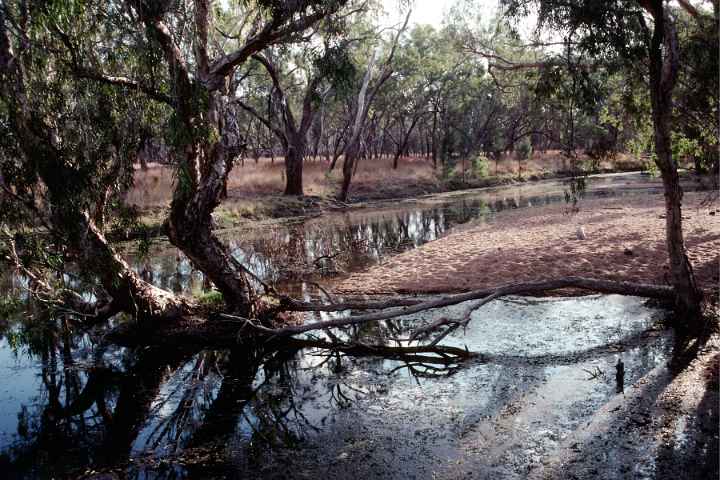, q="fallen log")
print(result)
[104,276,675,353]
[266,277,674,337]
